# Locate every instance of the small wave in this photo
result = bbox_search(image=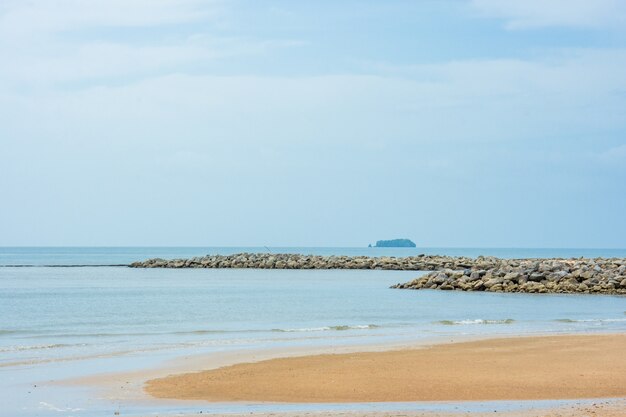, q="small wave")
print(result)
[272,324,380,332]
[0,330,21,336]
[330,324,379,331]
[23,326,380,338]
[555,318,626,324]
[0,343,85,353]
[39,402,82,412]
[24,332,149,339]
[24,329,235,339]
[172,329,235,335]
[436,319,515,325]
